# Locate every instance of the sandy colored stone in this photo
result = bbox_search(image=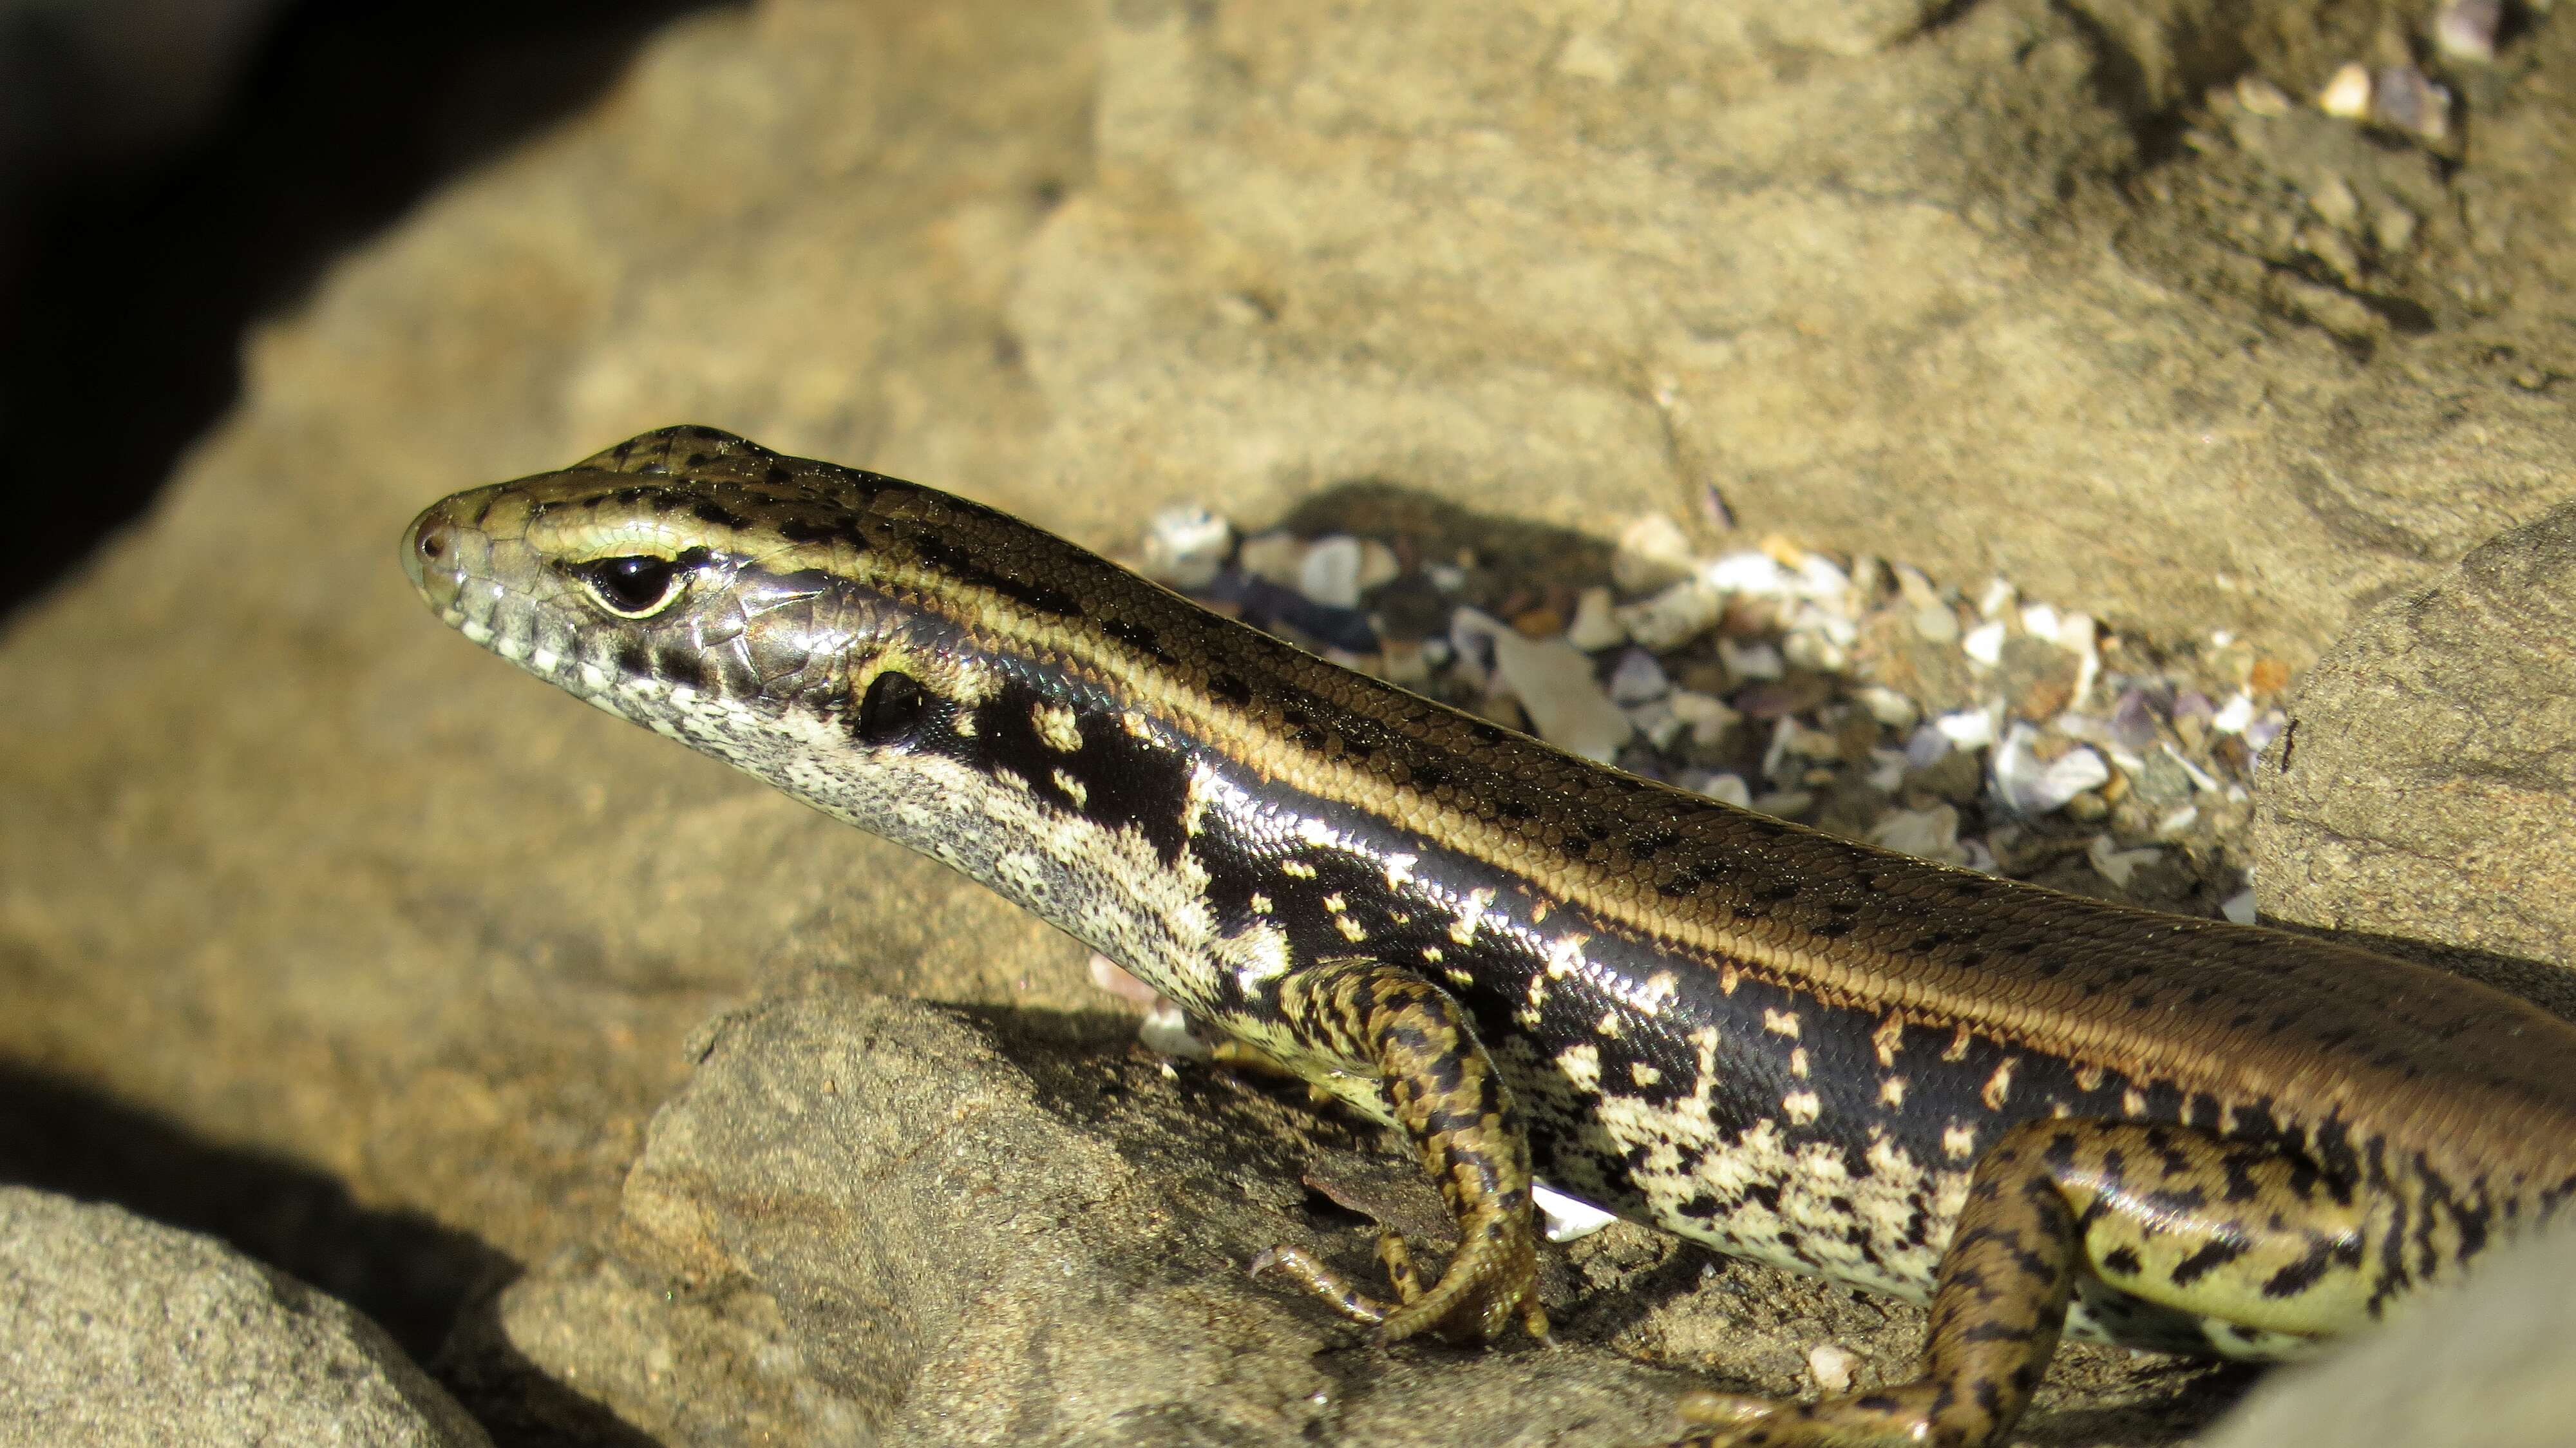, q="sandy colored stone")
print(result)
[1013,0,2576,662]
[466,980,2216,1446]
[2251,499,2576,1014]
[0,1187,489,1448]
